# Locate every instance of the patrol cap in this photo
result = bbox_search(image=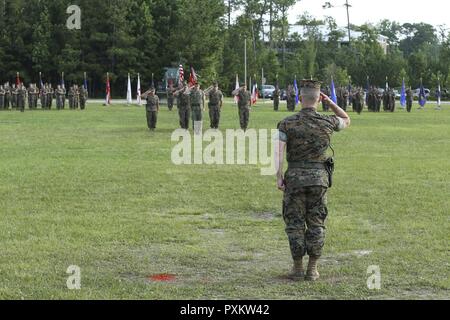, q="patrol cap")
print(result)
[300,79,321,90]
